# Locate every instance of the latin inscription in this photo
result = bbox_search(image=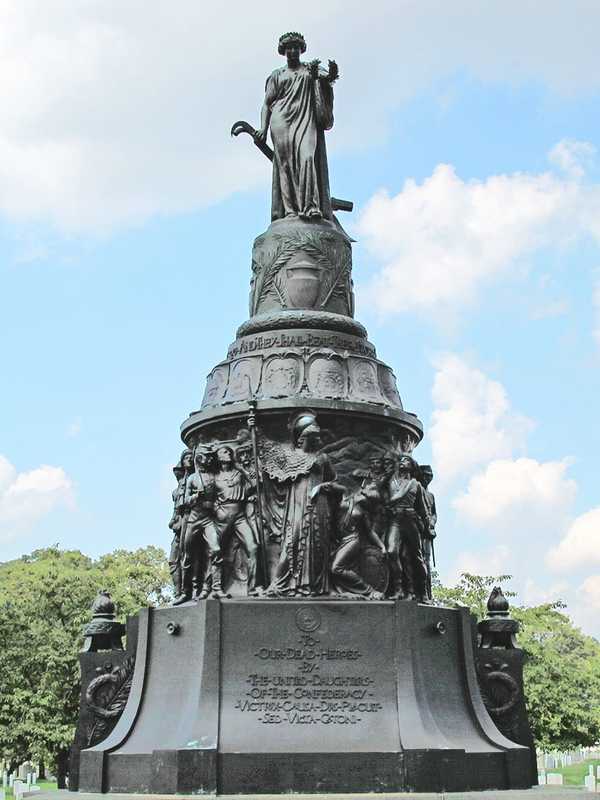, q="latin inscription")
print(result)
[227,332,376,360]
[233,632,383,726]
